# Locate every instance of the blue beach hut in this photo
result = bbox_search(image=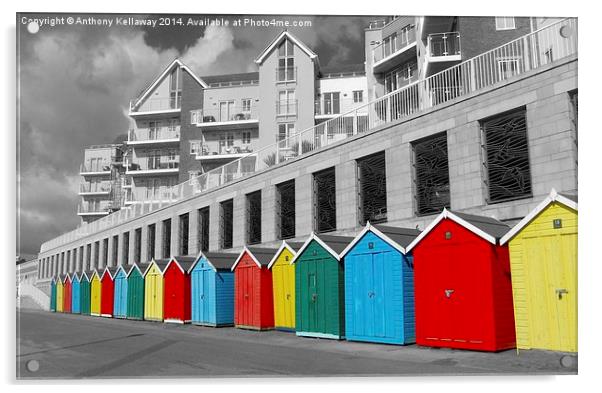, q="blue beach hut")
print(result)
[113,265,129,319]
[71,272,82,314]
[339,223,421,345]
[188,251,237,327]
